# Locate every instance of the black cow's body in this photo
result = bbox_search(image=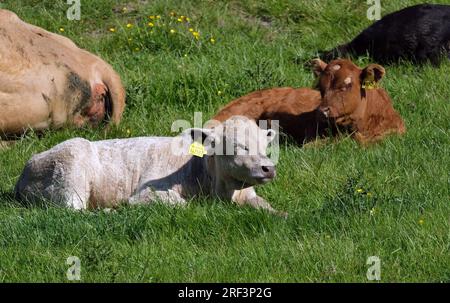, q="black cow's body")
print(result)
[321,4,450,65]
